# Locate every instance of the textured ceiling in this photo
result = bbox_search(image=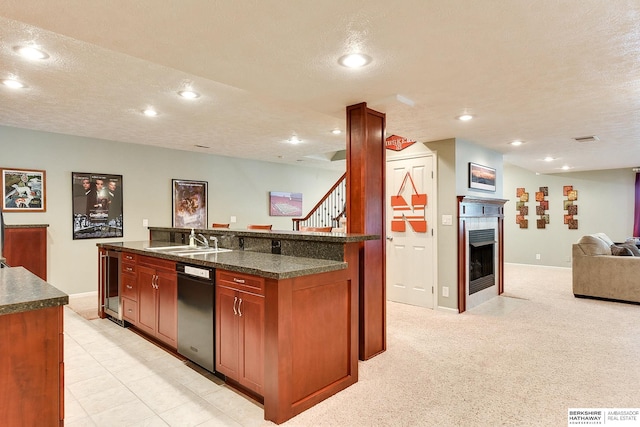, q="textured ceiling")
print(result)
[1,1,640,173]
